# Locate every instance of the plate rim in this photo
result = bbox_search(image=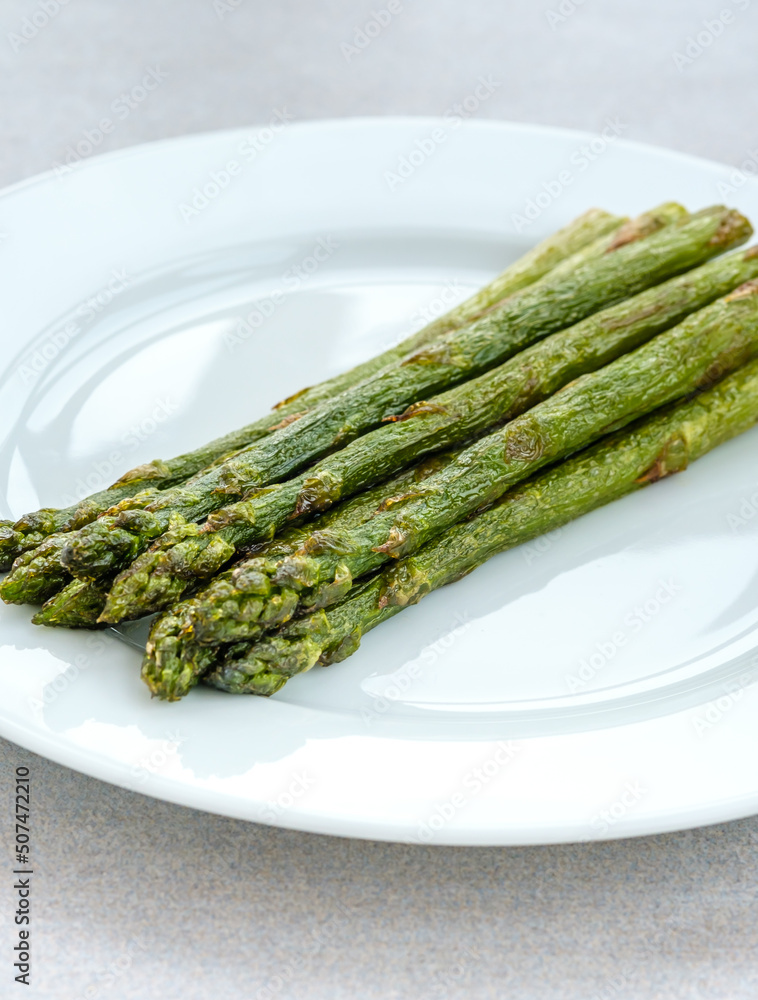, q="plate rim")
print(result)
[0,114,744,202]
